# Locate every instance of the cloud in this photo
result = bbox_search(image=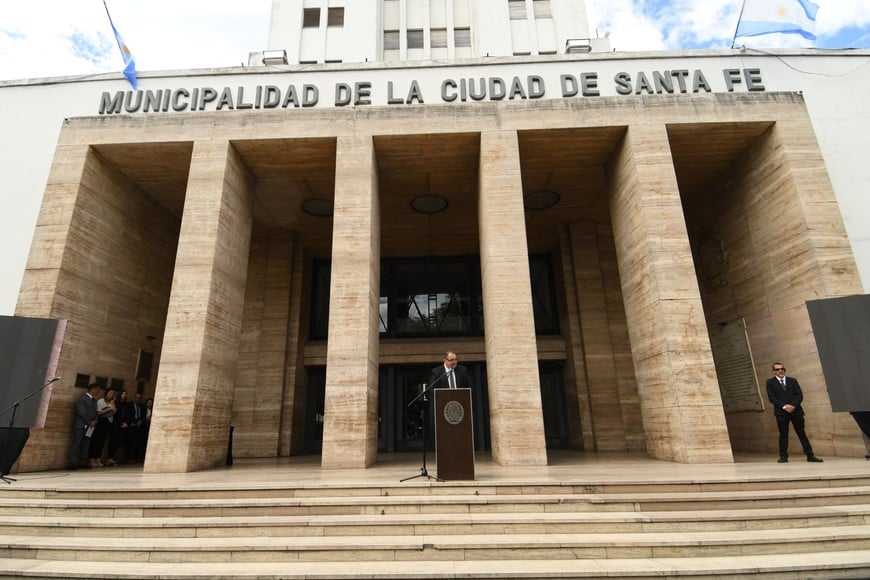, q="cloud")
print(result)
[0,0,270,81]
[1,0,868,83]
[67,31,112,66]
[589,0,870,50]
